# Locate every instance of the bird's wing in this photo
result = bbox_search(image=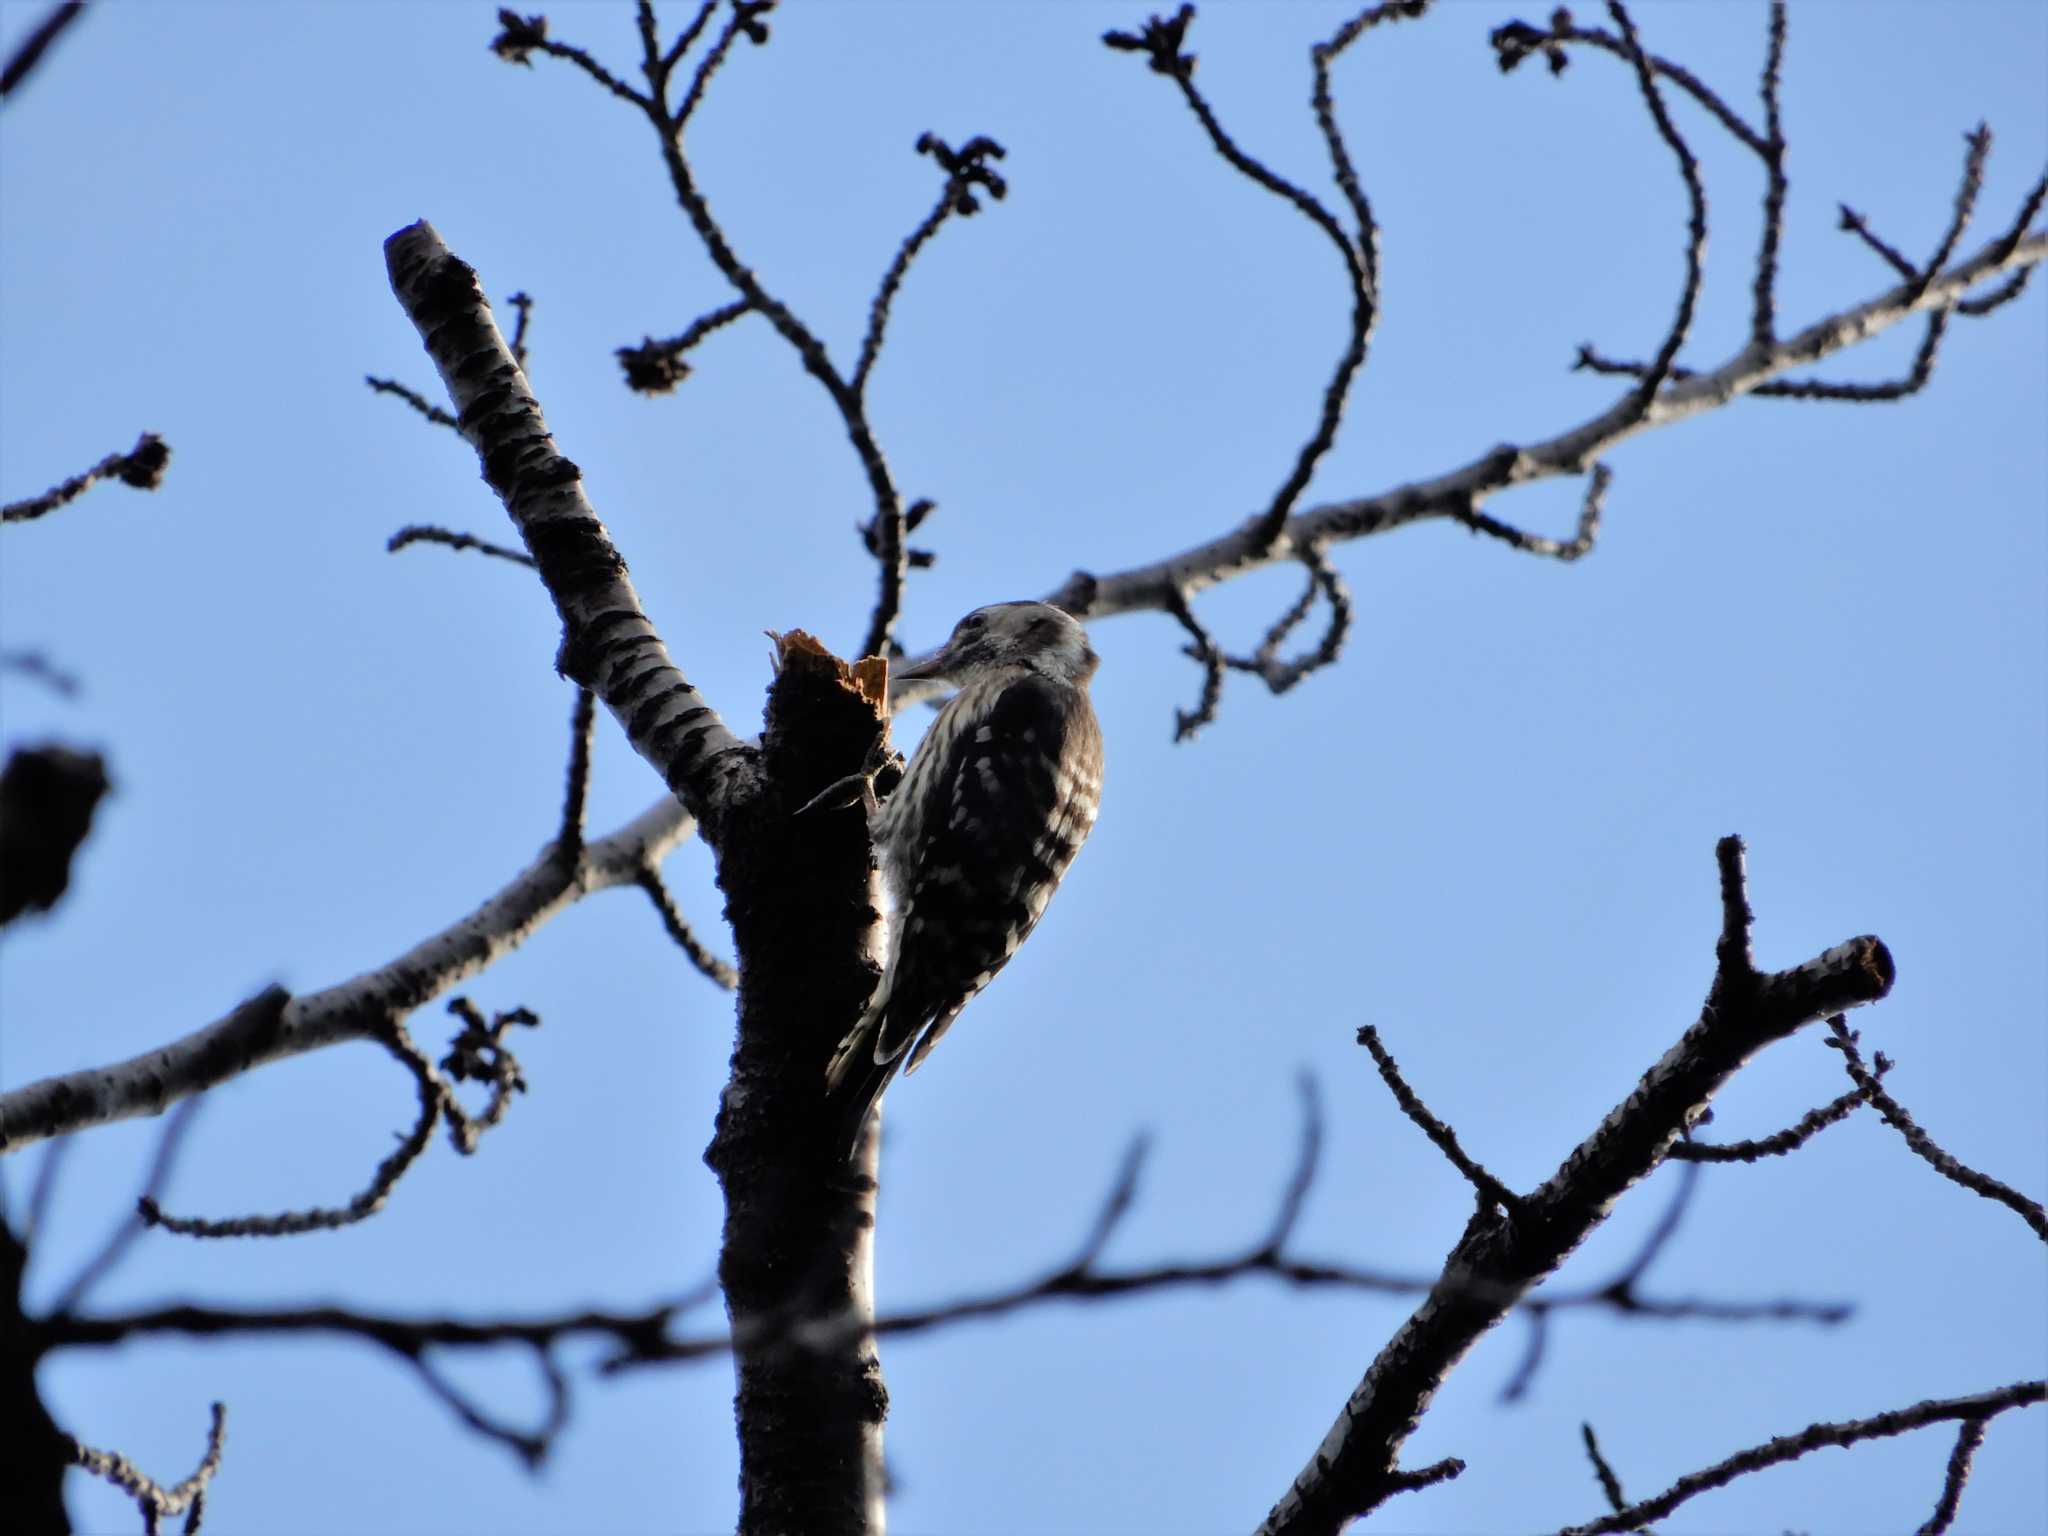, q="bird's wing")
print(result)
[873,672,1100,1071]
